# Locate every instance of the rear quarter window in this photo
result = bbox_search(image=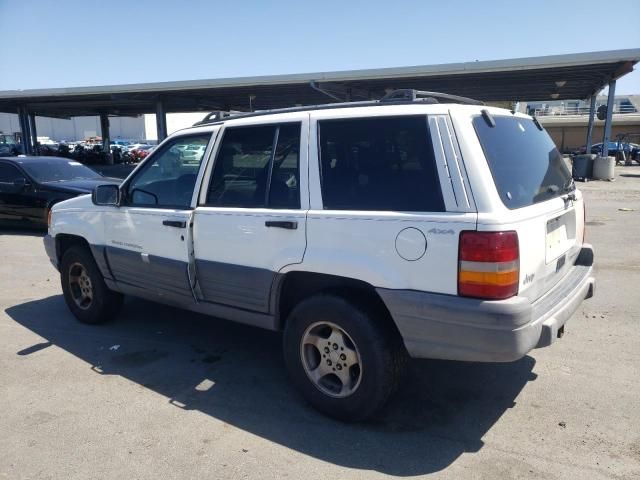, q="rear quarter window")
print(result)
[473,115,572,209]
[318,116,444,212]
